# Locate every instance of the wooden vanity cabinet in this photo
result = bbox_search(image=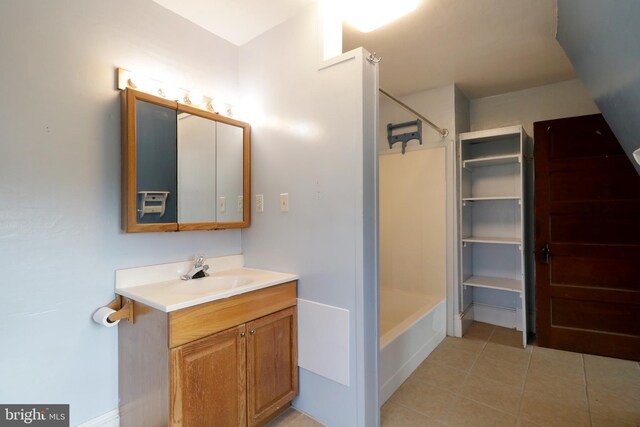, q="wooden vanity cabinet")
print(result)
[119,282,298,427]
